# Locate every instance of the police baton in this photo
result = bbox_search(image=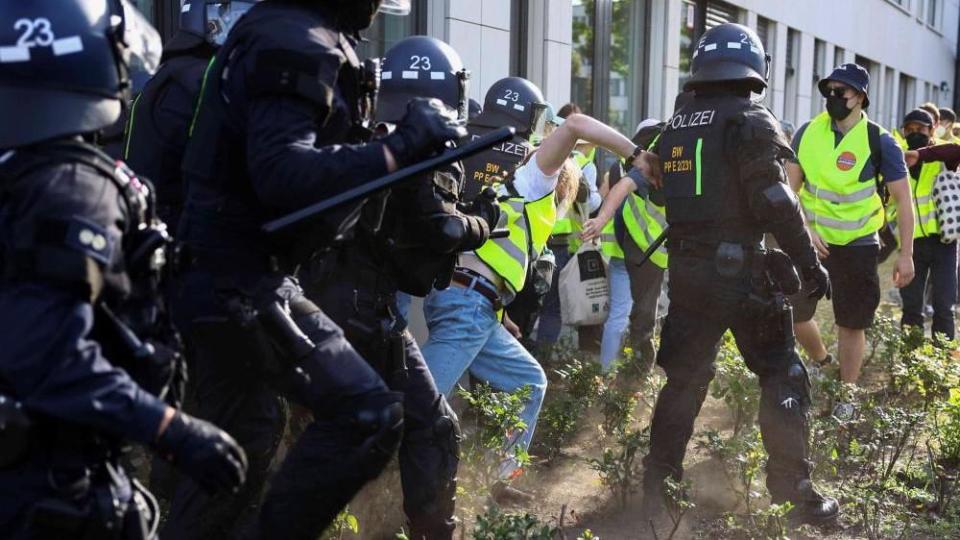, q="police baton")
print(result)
[263,127,516,235]
[631,226,669,270]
